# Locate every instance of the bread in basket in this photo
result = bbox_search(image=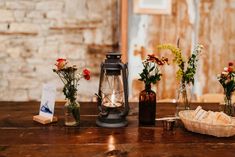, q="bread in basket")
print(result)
[179,106,235,137]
